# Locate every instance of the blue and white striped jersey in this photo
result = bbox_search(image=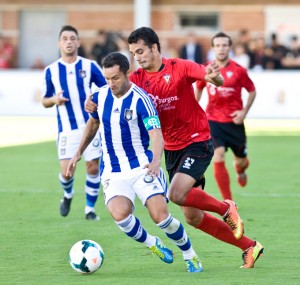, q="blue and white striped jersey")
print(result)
[90,83,161,174]
[42,56,106,133]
